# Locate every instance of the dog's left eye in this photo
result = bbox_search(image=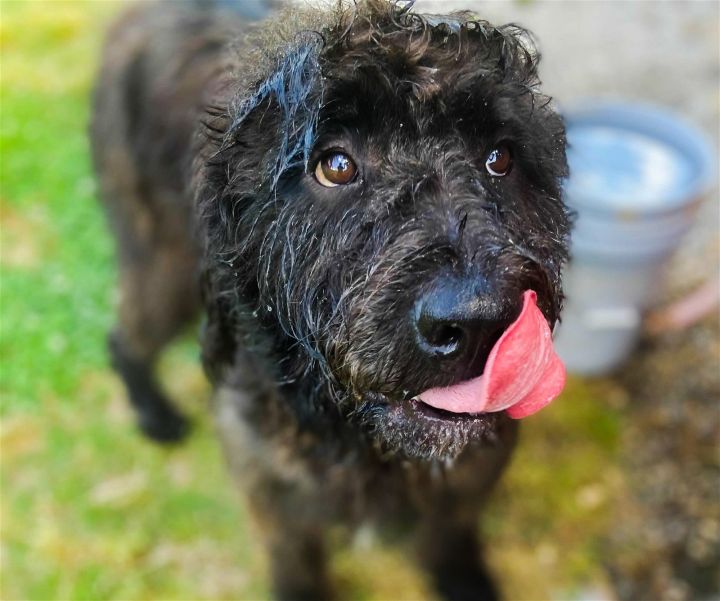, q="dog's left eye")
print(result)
[485,145,513,177]
[314,152,358,187]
